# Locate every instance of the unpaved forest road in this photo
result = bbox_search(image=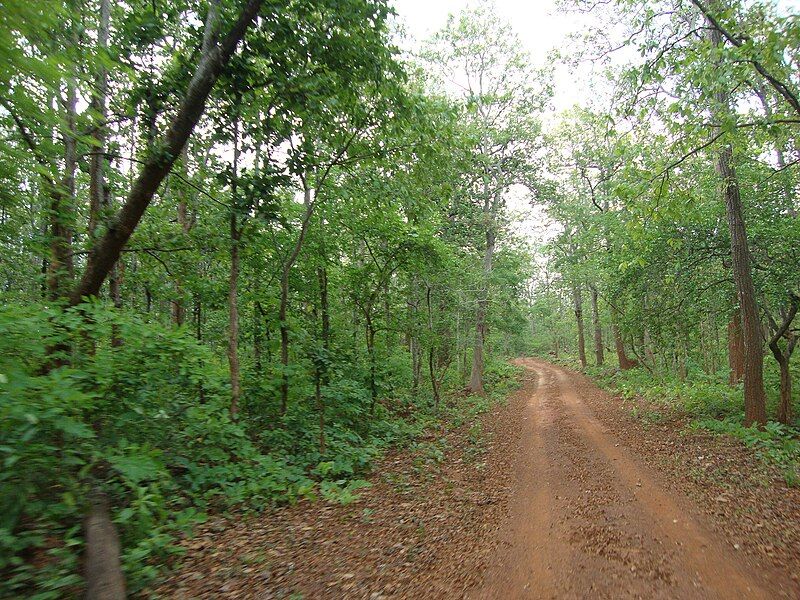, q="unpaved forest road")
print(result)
[472,359,781,600]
